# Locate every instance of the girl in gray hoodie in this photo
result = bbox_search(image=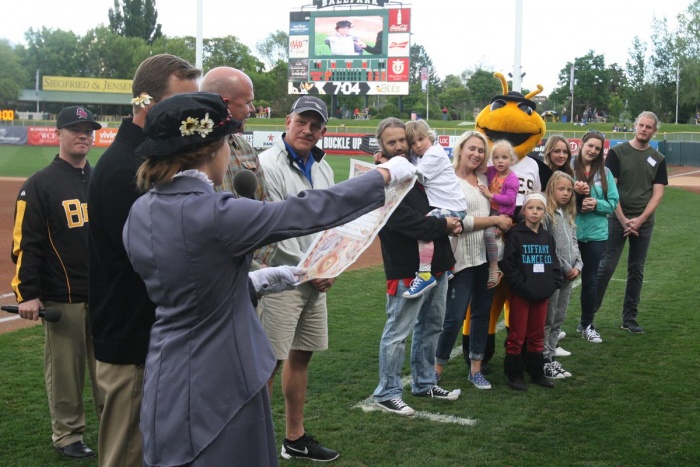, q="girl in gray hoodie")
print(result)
[542,172,582,379]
